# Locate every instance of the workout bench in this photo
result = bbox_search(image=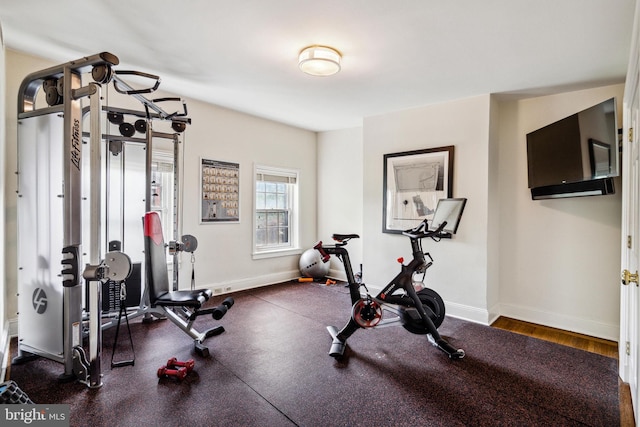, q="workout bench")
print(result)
[143,211,233,357]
